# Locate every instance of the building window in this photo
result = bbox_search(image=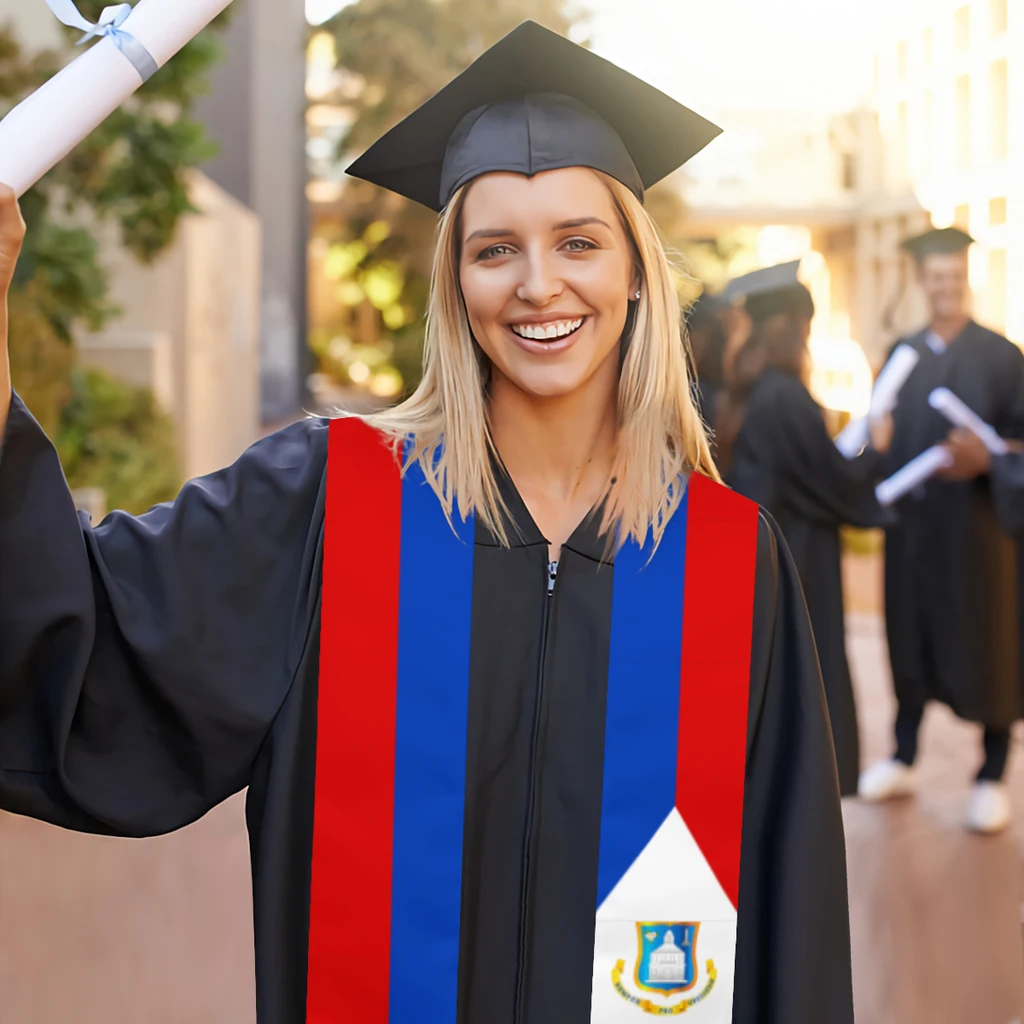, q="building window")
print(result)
[924,26,933,66]
[897,101,908,170]
[988,249,1007,331]
[955,75,971,170]
[990,60,1008,159]
[897,41,907,79]
[954,203,971,230]
[923,90,934,173]
[990,197,1007,224]
[954,6,970,51]
[991,0,1007,35]
[842,152,857,190]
